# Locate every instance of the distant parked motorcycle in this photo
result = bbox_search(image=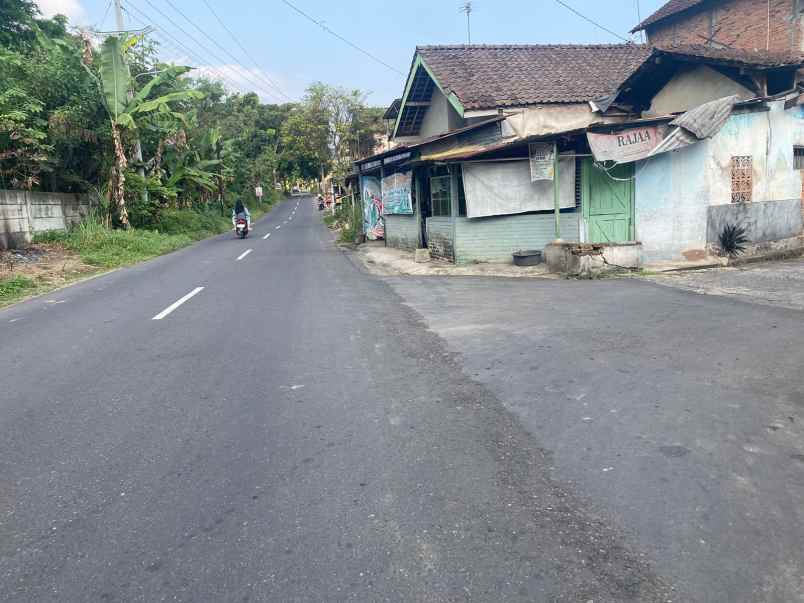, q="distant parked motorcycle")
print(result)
[235,216,249,239]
